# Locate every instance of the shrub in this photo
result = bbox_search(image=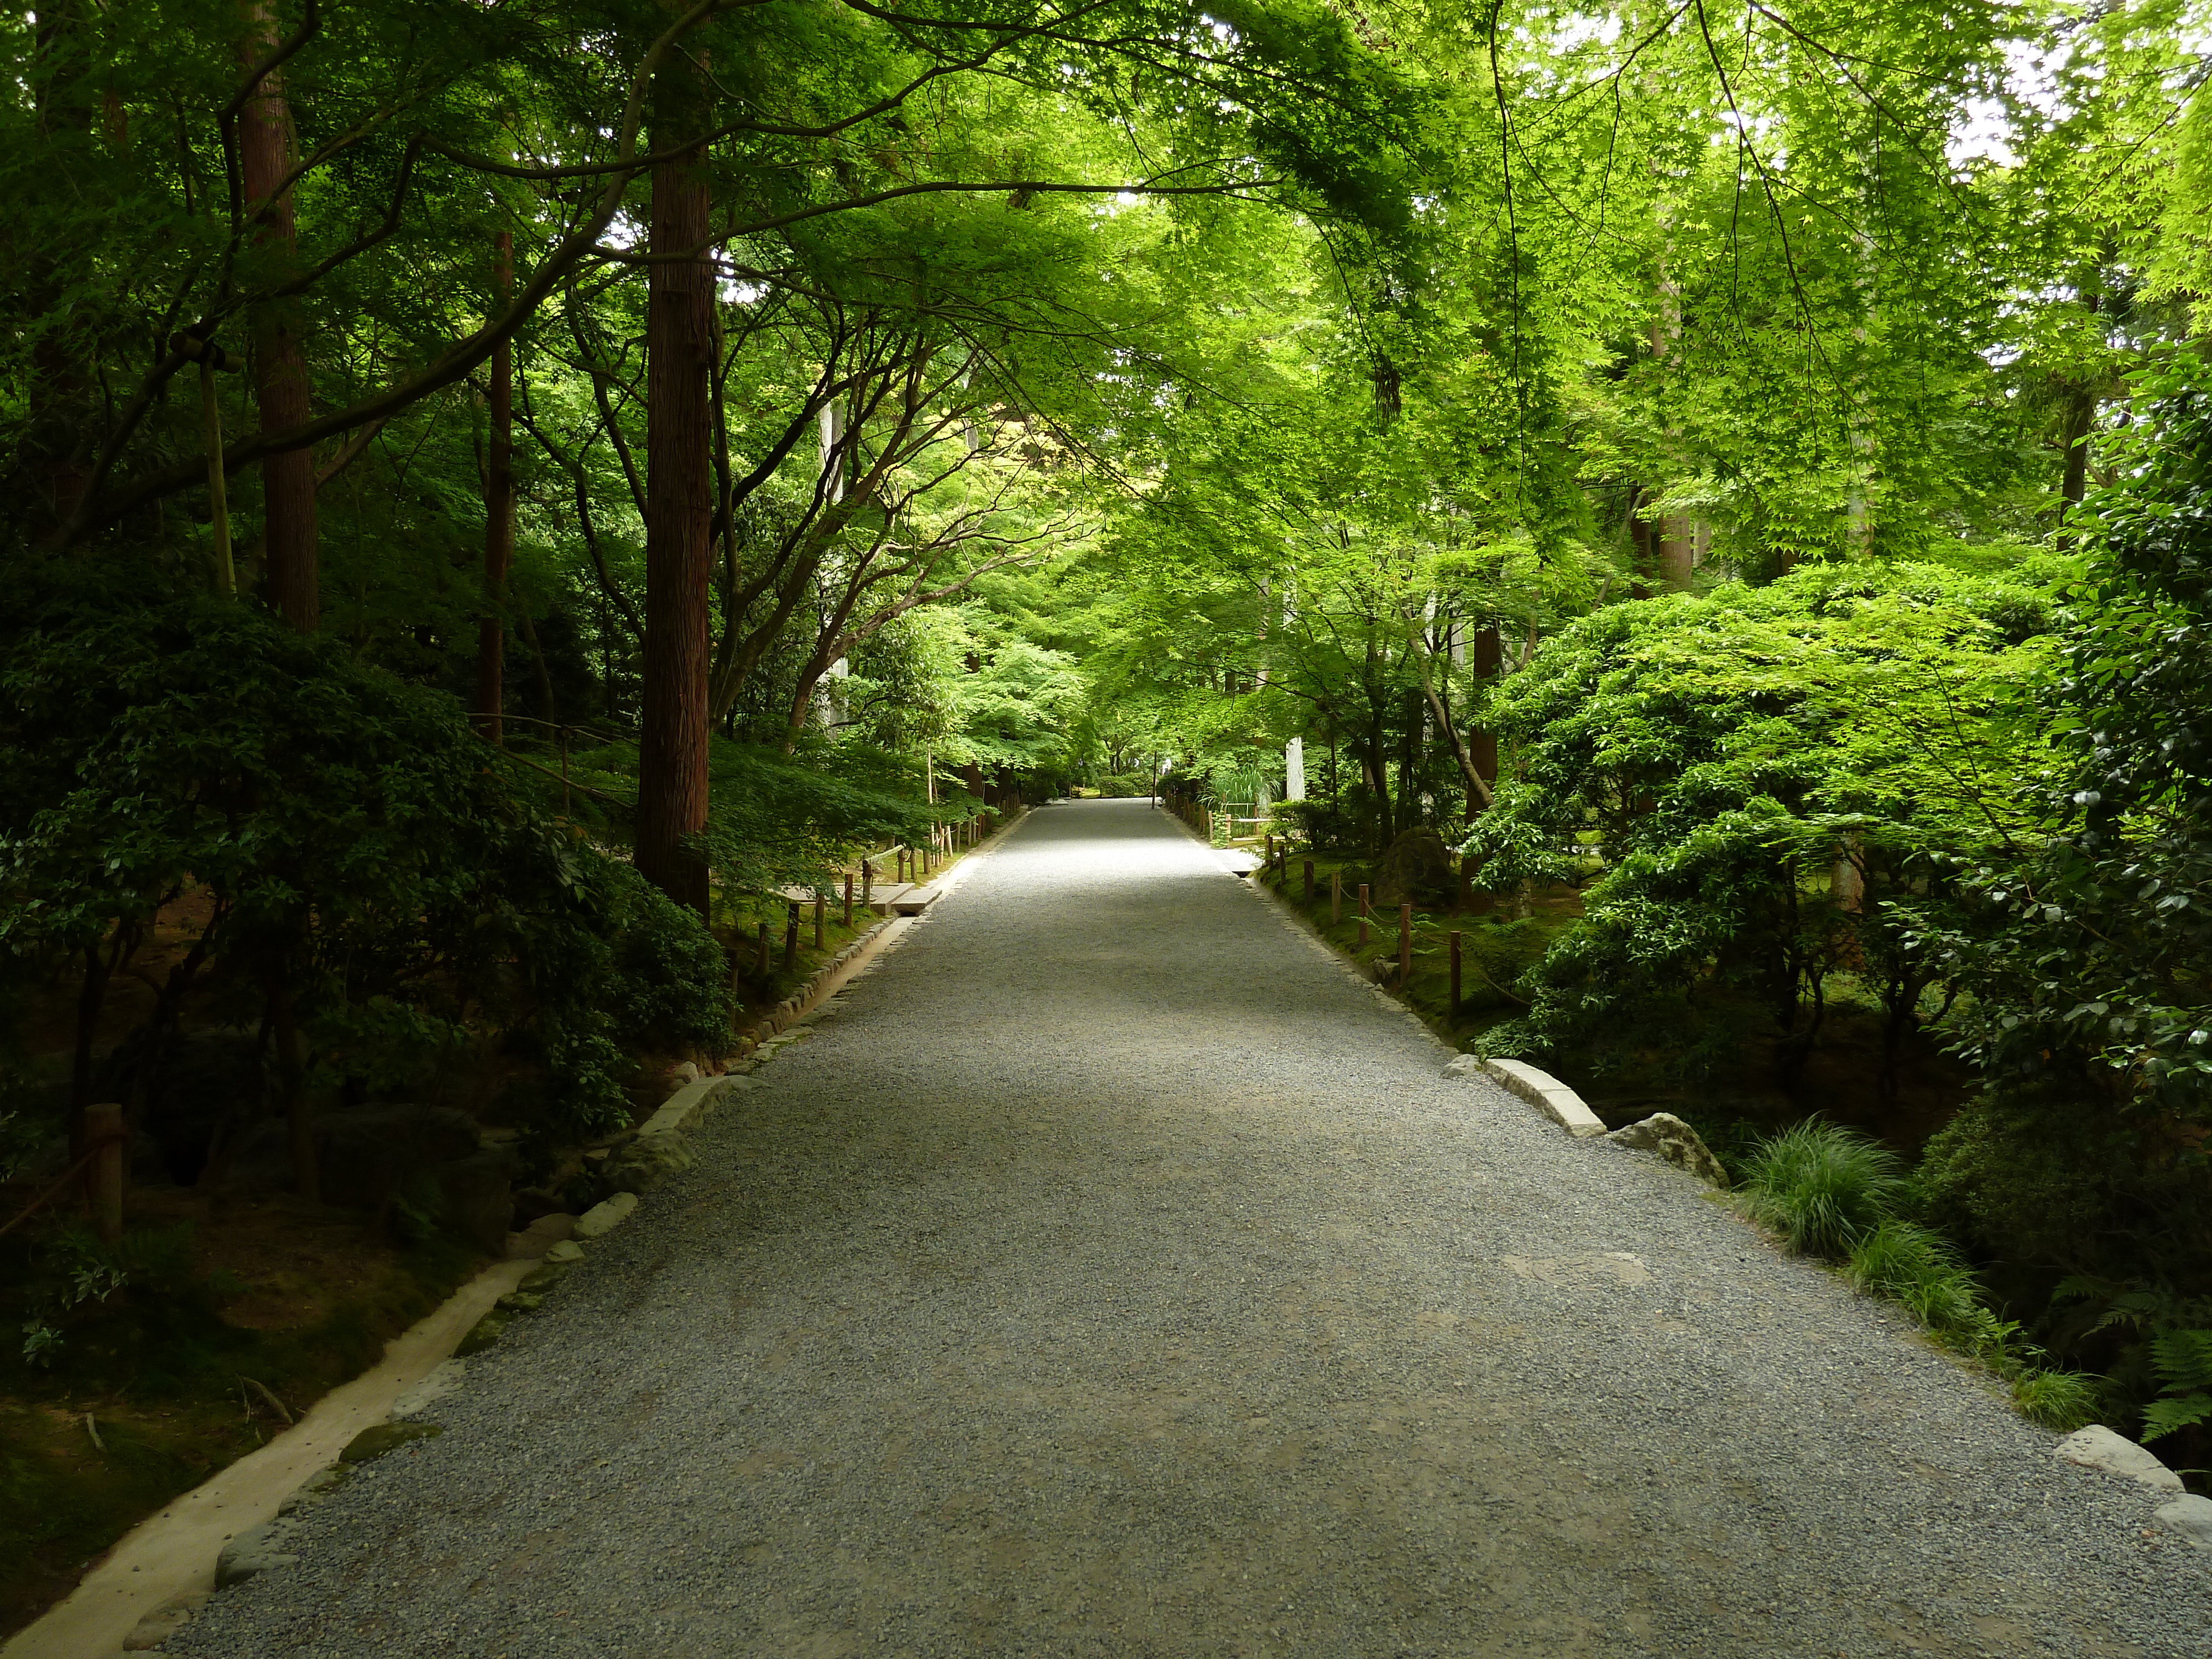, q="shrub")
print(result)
[1735,1118,1902,1258]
